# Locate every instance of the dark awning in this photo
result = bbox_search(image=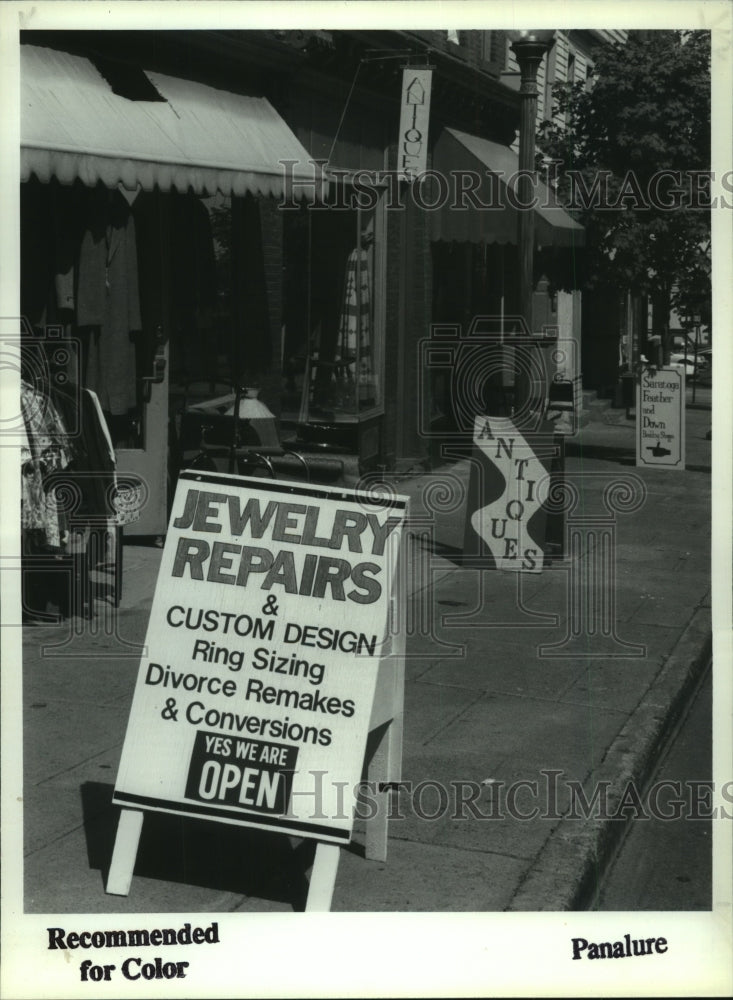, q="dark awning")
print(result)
[21,43,322,199]
[430,127,584,248]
